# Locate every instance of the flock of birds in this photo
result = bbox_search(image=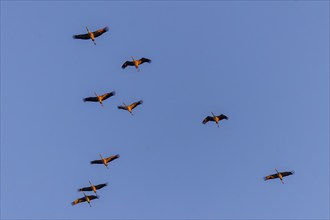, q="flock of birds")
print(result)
[70,26,295,207]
